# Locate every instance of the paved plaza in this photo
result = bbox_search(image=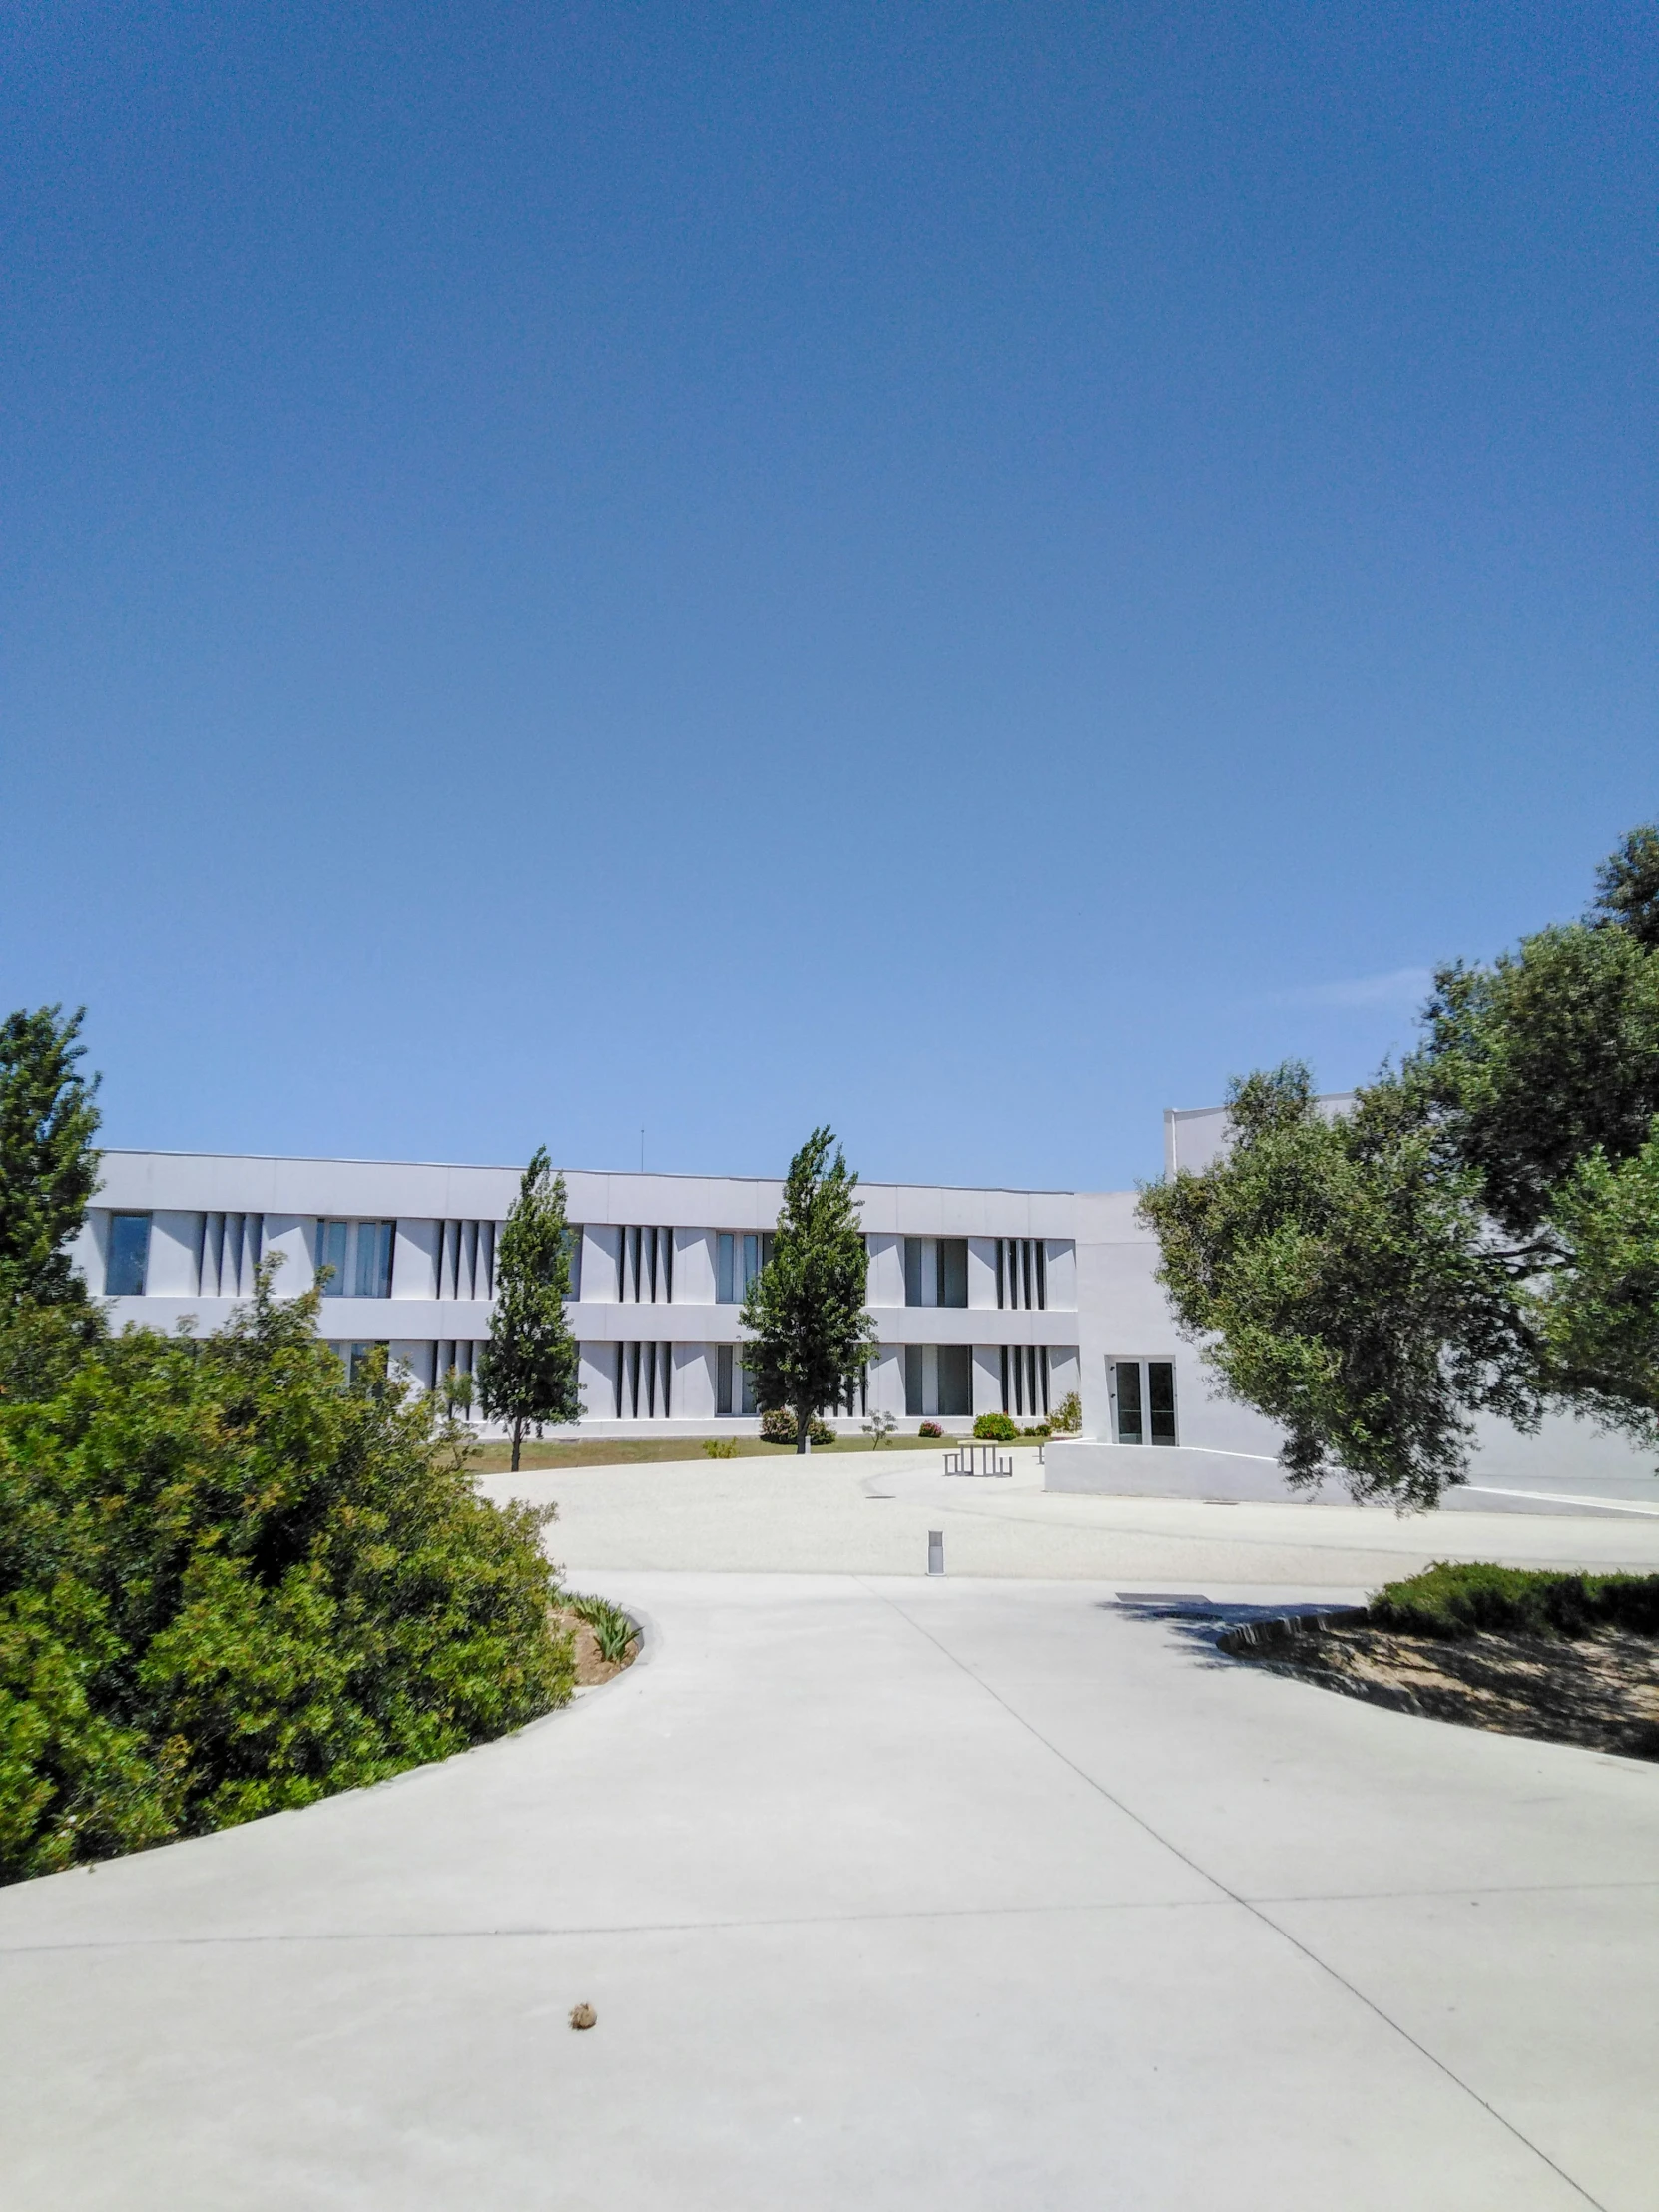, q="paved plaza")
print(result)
[2,1459,1656,2208]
